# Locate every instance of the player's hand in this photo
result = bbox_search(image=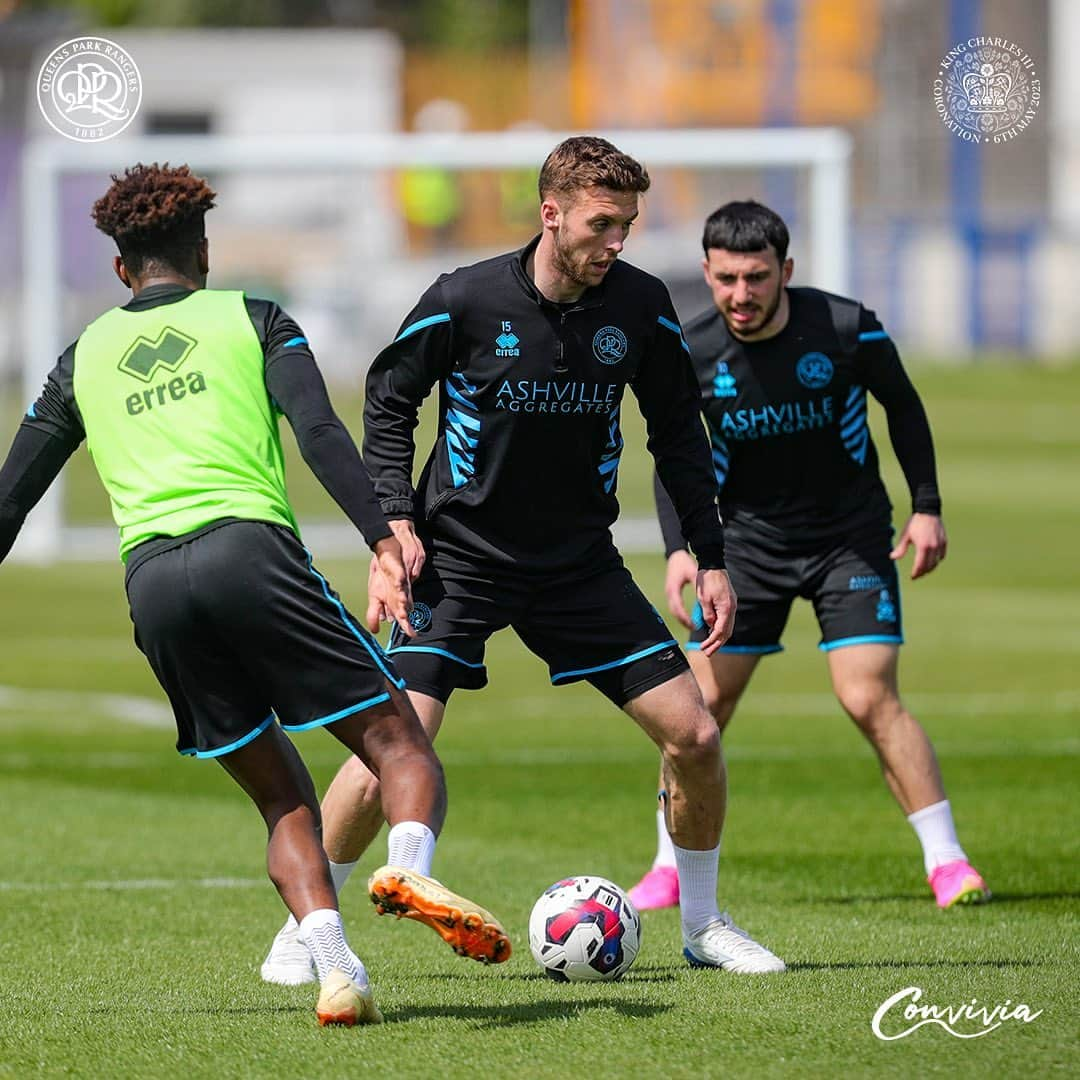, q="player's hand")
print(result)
[388,517,426,580]
[664,549,699,629]
[367,538,414,638]
[890,513,947,579]
[696,568,737,656]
